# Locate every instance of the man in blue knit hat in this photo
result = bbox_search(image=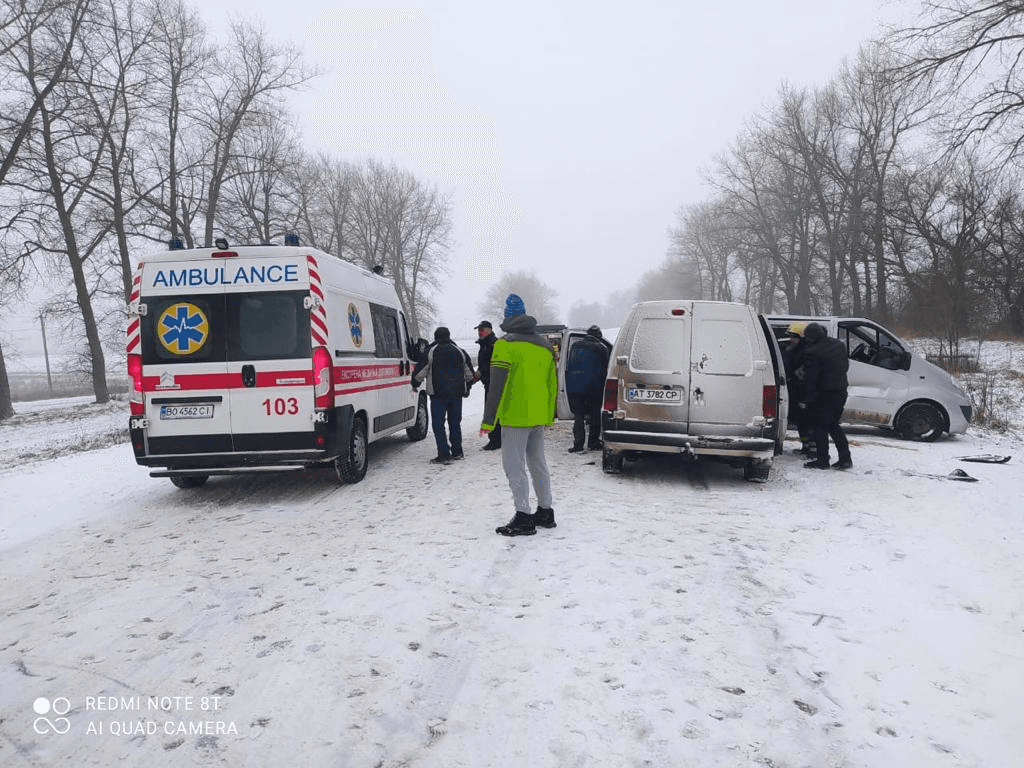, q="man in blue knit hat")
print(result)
[480,293,558,536]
